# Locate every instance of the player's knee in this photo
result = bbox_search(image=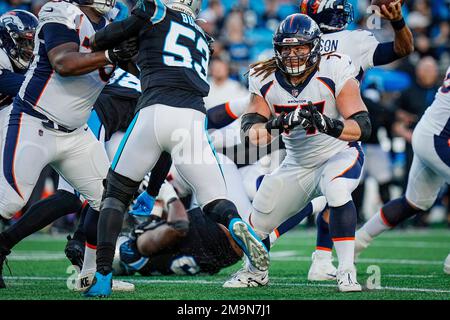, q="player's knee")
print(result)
[324,185,353,208]
[102,169,140,208]
[405,196,431,212]
[0,188,26,219]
